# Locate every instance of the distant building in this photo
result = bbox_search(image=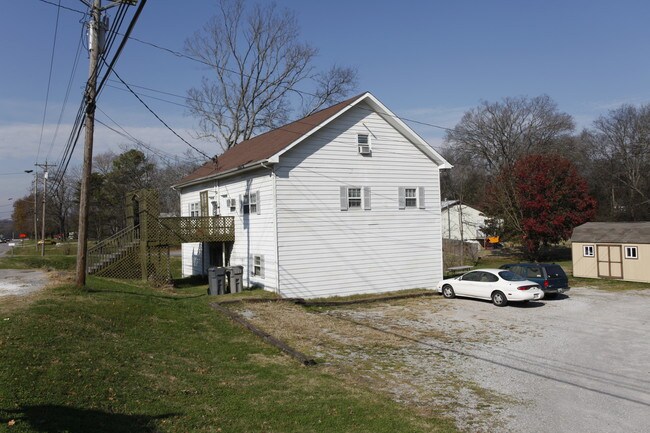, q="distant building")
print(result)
[571,222,650,283]
[441,200,486,241]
